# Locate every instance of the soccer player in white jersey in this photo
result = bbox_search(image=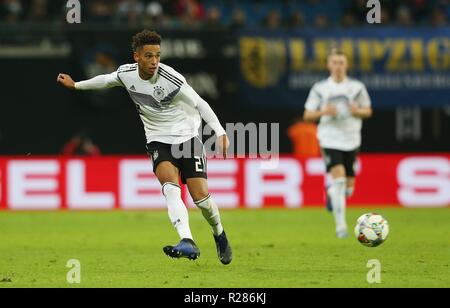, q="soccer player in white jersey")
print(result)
[303,49,373,238]
[57,30,232,264]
